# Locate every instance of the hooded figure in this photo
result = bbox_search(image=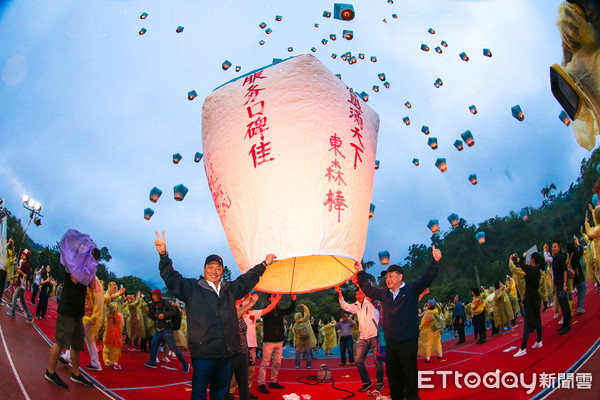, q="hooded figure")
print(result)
[103,302,124,369]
